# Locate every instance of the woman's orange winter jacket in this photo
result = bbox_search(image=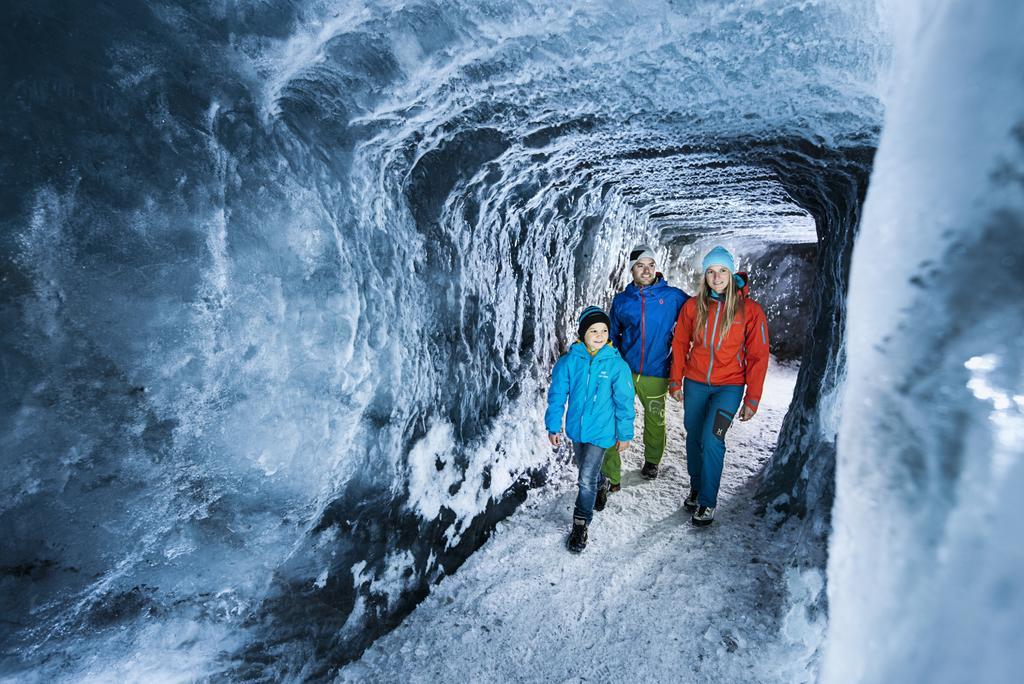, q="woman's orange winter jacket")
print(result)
[668,276,770,414]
